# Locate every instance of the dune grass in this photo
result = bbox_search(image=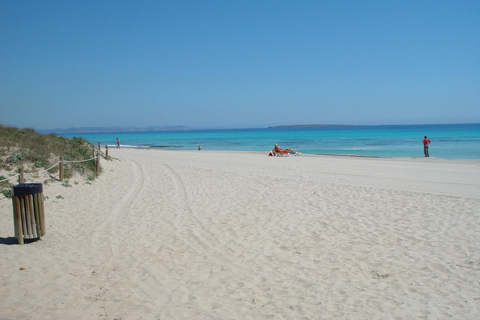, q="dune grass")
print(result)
[0,124,101,197]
